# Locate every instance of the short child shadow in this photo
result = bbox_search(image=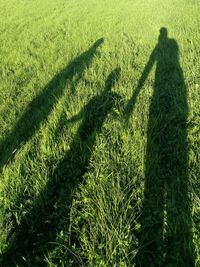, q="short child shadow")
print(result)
[0,38,104,170]
[124,28,195,266]
[2,68,121,266]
